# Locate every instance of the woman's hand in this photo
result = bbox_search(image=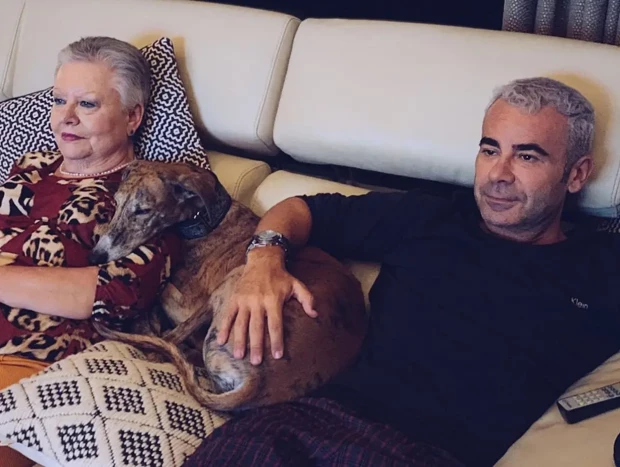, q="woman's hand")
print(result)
[217,249,317,365]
